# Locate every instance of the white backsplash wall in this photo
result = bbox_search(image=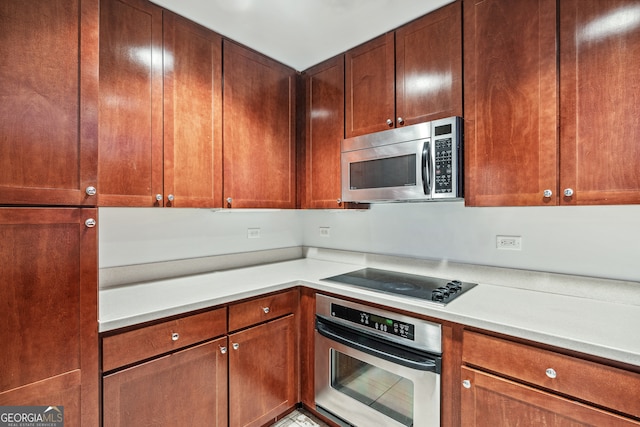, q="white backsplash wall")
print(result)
[99,208,303,268]
[301,202,640,283]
